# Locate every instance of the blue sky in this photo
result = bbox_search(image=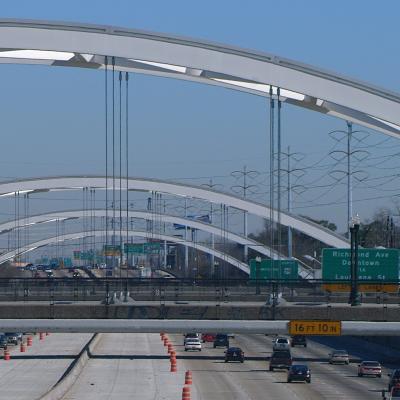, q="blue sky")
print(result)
[1,0,400,233]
